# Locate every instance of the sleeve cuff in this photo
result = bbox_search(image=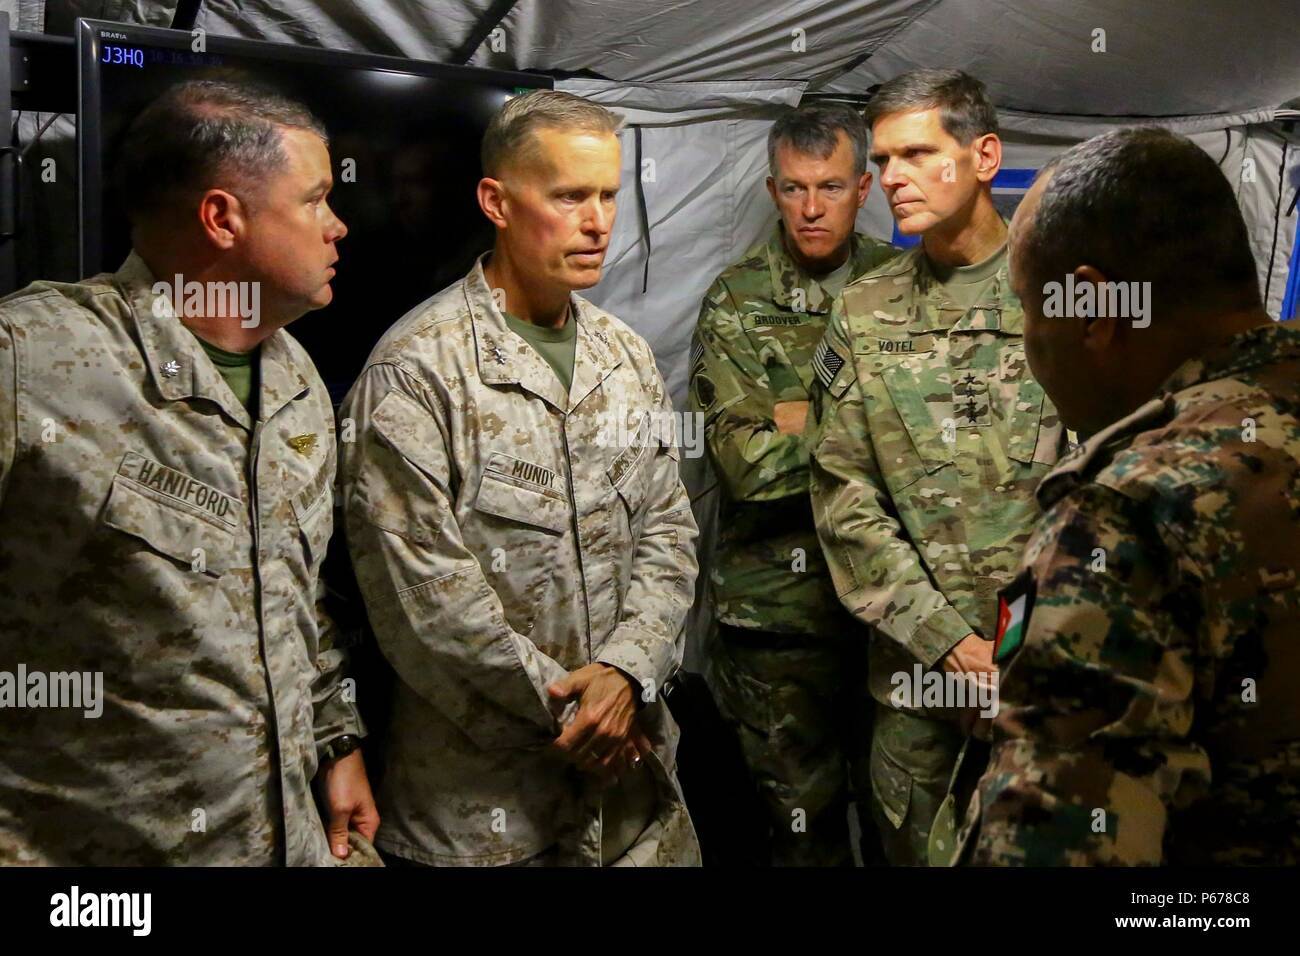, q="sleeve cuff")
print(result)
[596,630,675,704]
[907,604,975,668]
